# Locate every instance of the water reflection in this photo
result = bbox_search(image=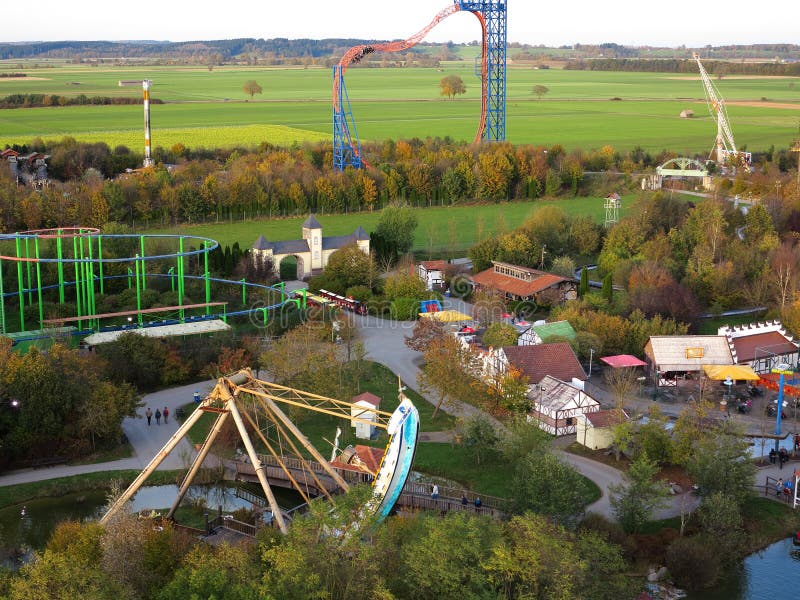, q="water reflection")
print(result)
[685,538,800,599]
